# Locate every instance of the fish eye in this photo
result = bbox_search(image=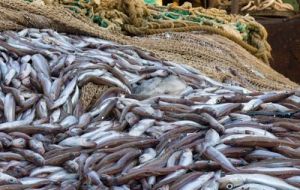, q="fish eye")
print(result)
[226,183,234,189]
[9,178,15,183]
